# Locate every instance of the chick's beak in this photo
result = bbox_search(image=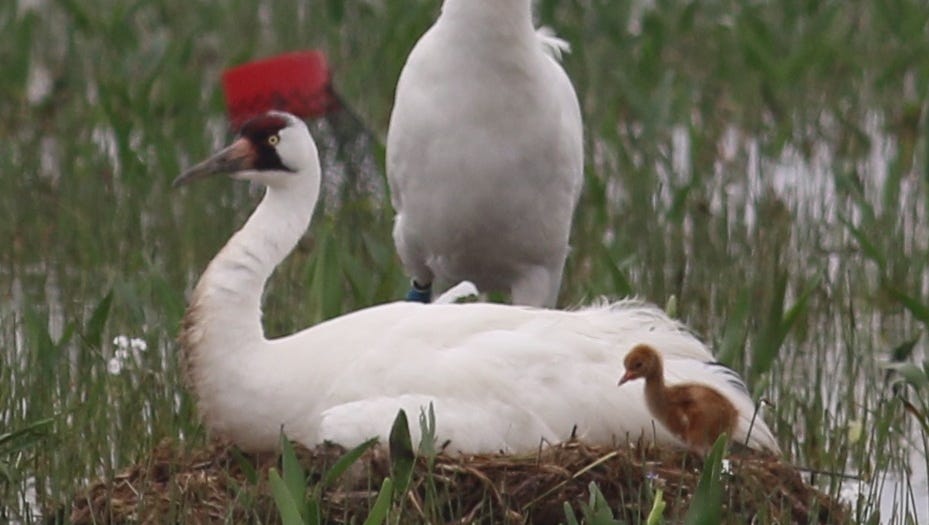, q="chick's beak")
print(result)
[173,138,254,188]
[617,371,635,386]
